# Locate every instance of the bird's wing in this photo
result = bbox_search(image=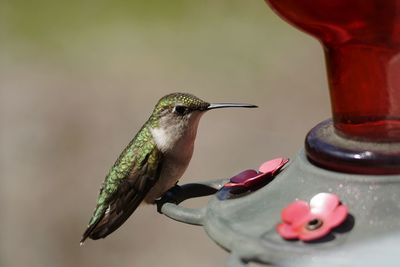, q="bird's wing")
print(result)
[81,128,162,243]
